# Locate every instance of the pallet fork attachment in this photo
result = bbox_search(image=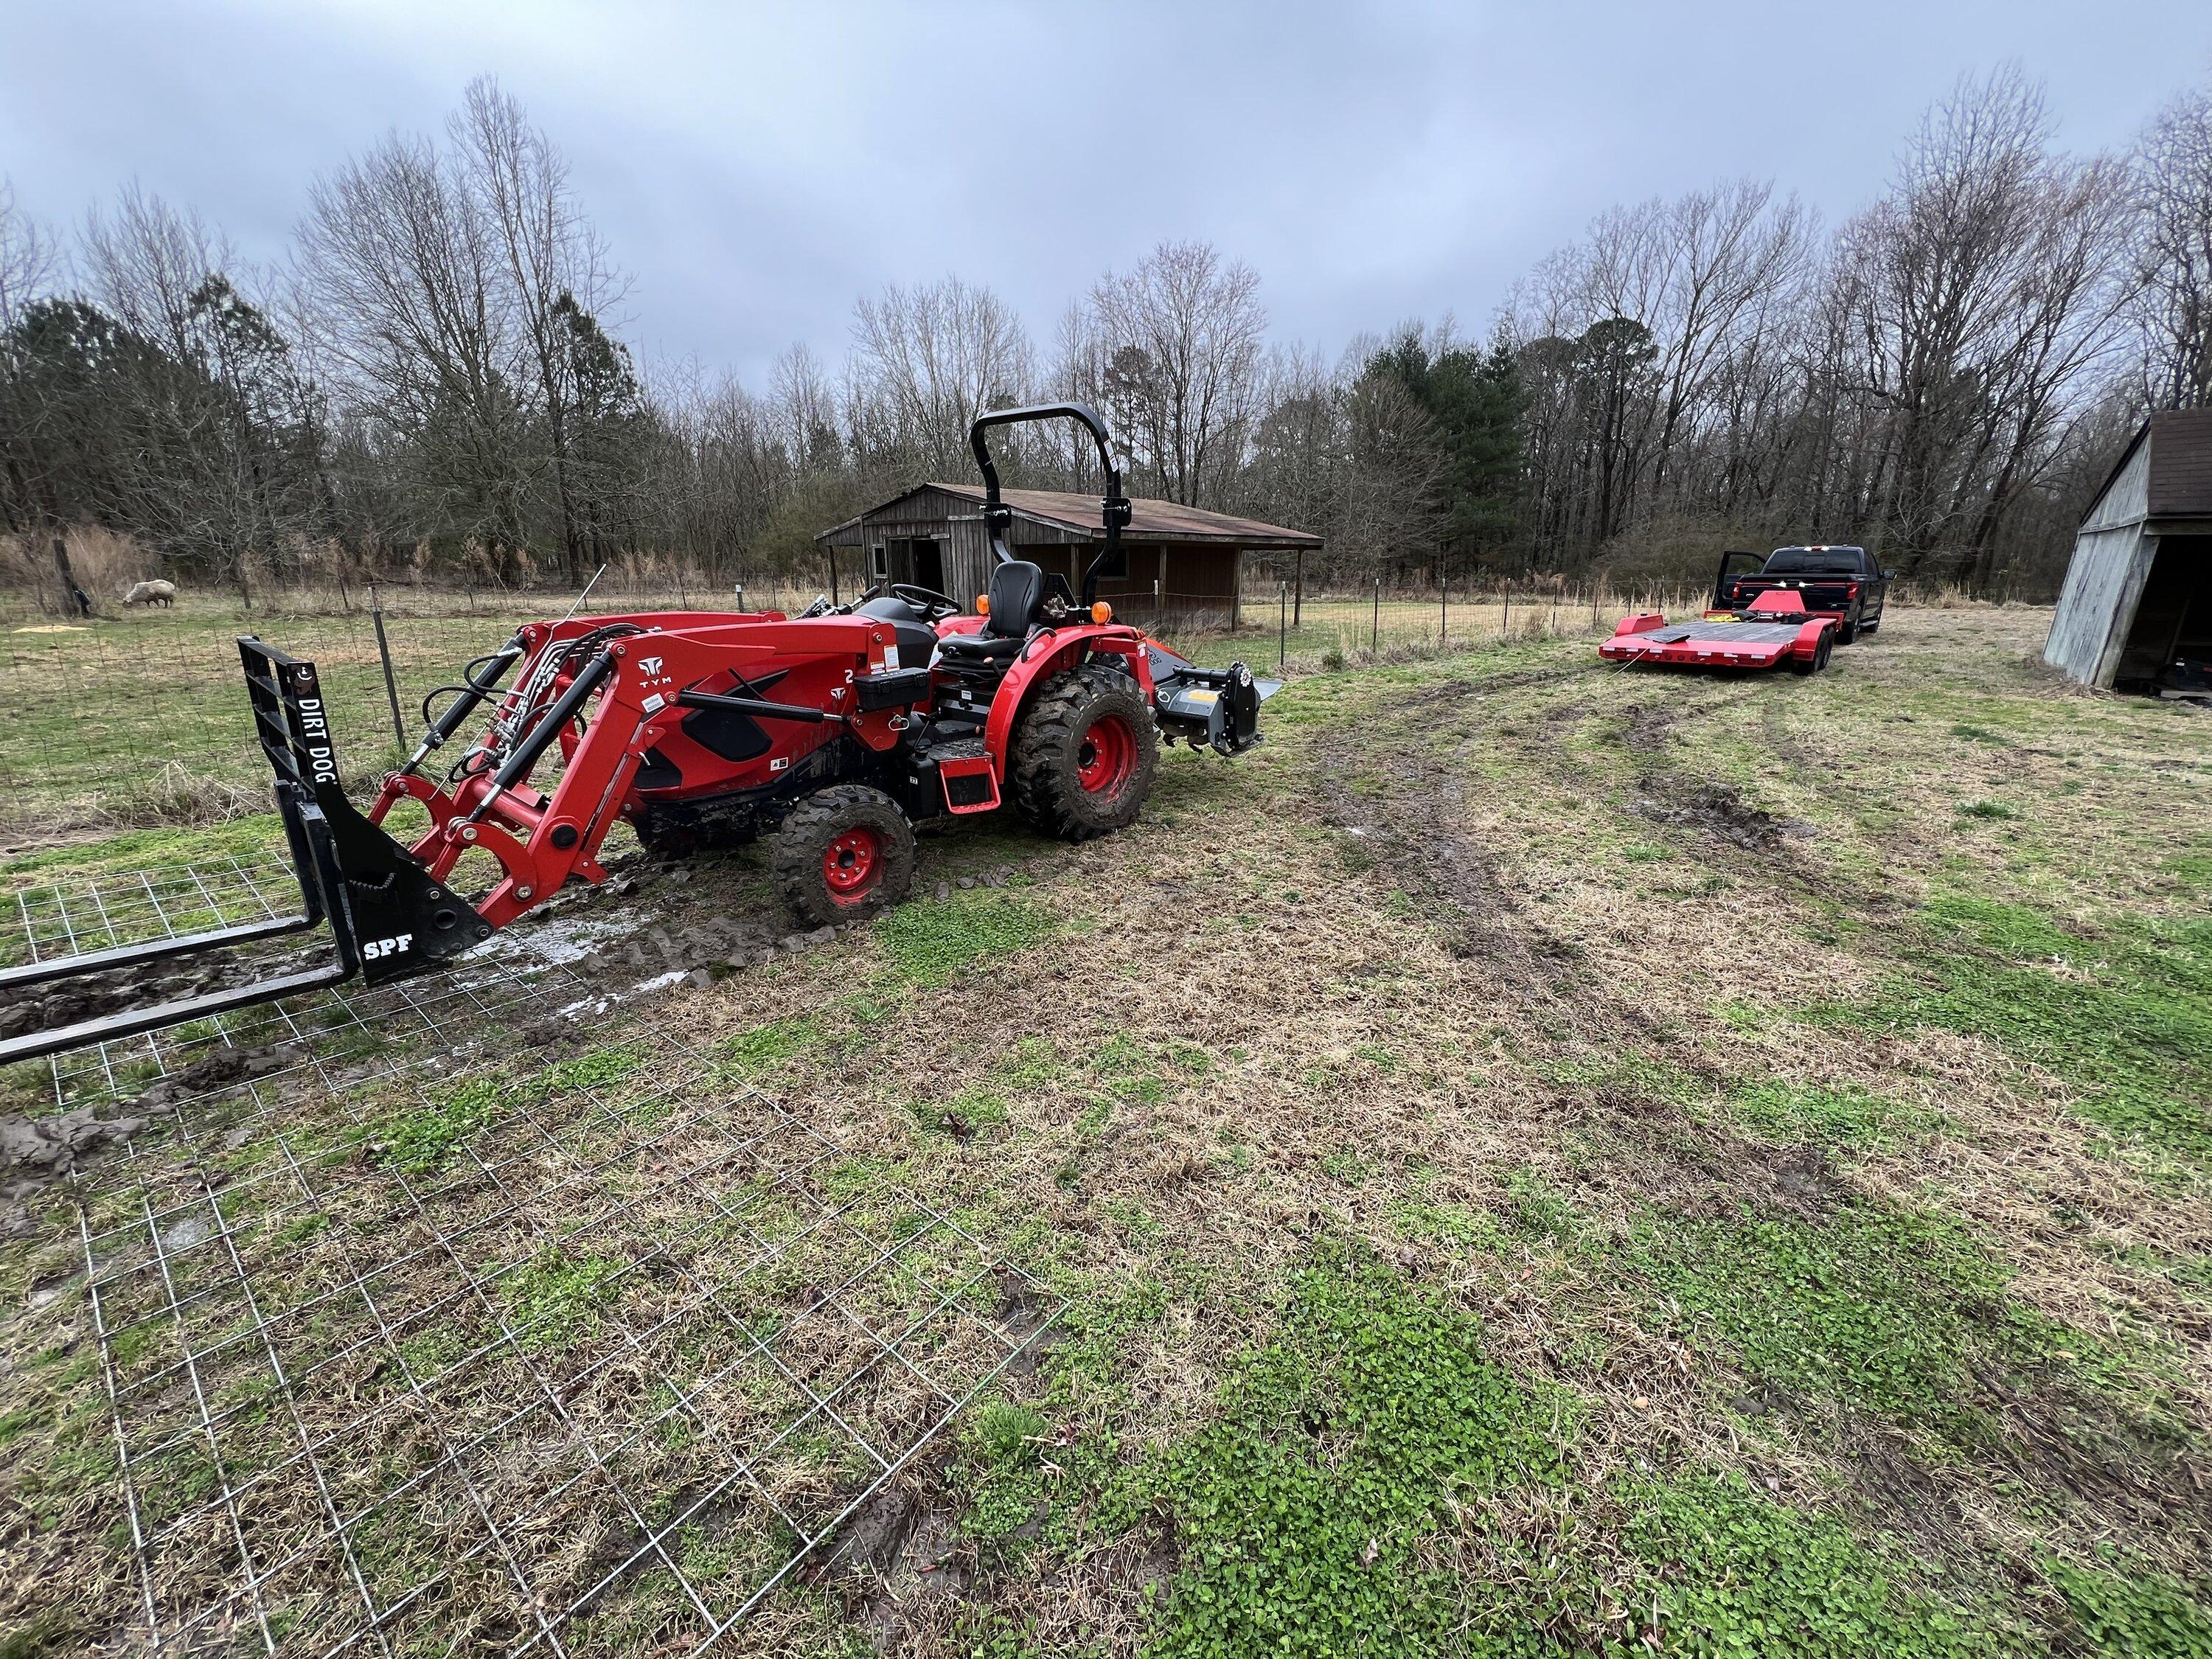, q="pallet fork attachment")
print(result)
[0,639,490,1067]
